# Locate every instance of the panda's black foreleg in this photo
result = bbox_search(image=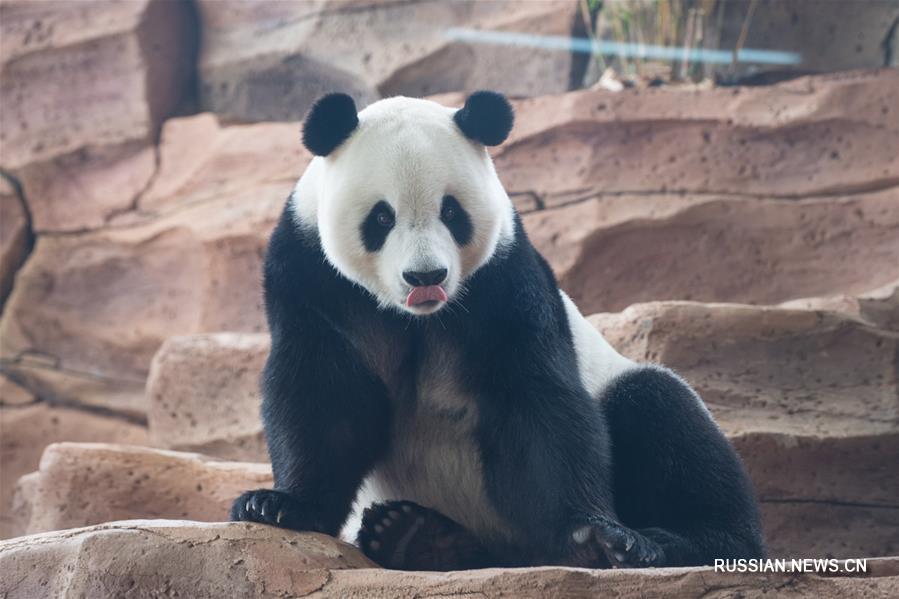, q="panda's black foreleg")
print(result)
[231,316,392,537]
[357,500,494,570]
[595,365,766,566]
